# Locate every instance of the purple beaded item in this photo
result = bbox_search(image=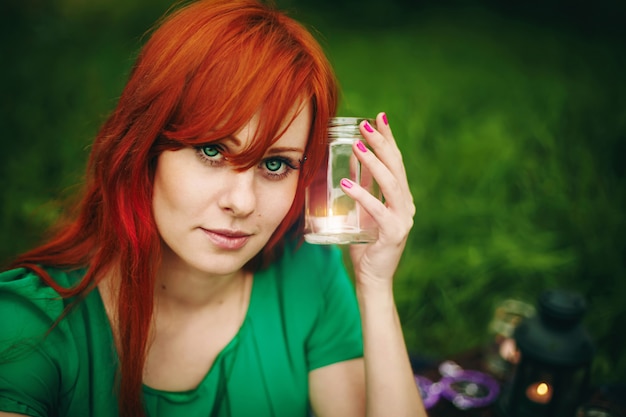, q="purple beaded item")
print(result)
[414,375,441,409]
[437,361,500,410]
